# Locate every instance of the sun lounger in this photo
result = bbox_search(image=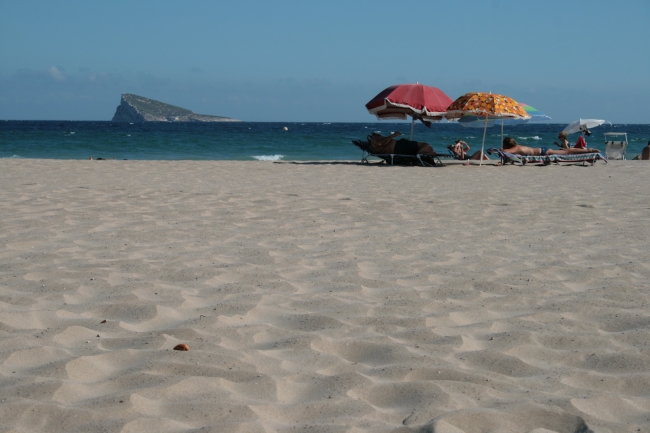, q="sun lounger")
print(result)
[487,148,607,166]
[605,141,626,160]
[352,135,455,167]
[604,132,628,160]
